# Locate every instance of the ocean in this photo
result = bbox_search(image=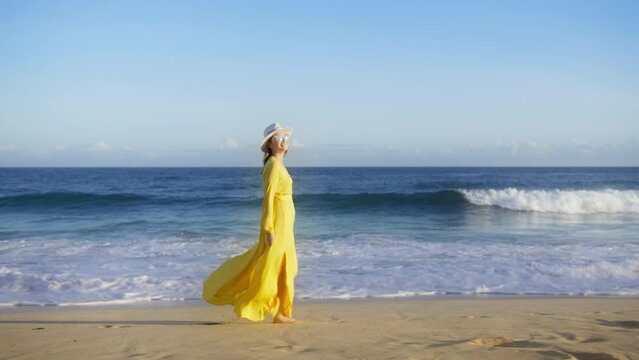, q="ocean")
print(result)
[1,167,638,308]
